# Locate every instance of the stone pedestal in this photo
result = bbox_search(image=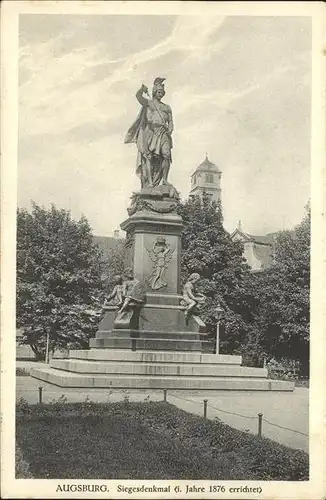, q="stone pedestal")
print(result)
[121,211,183,295]
[30,185,294,392]
[101,188,209,350]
